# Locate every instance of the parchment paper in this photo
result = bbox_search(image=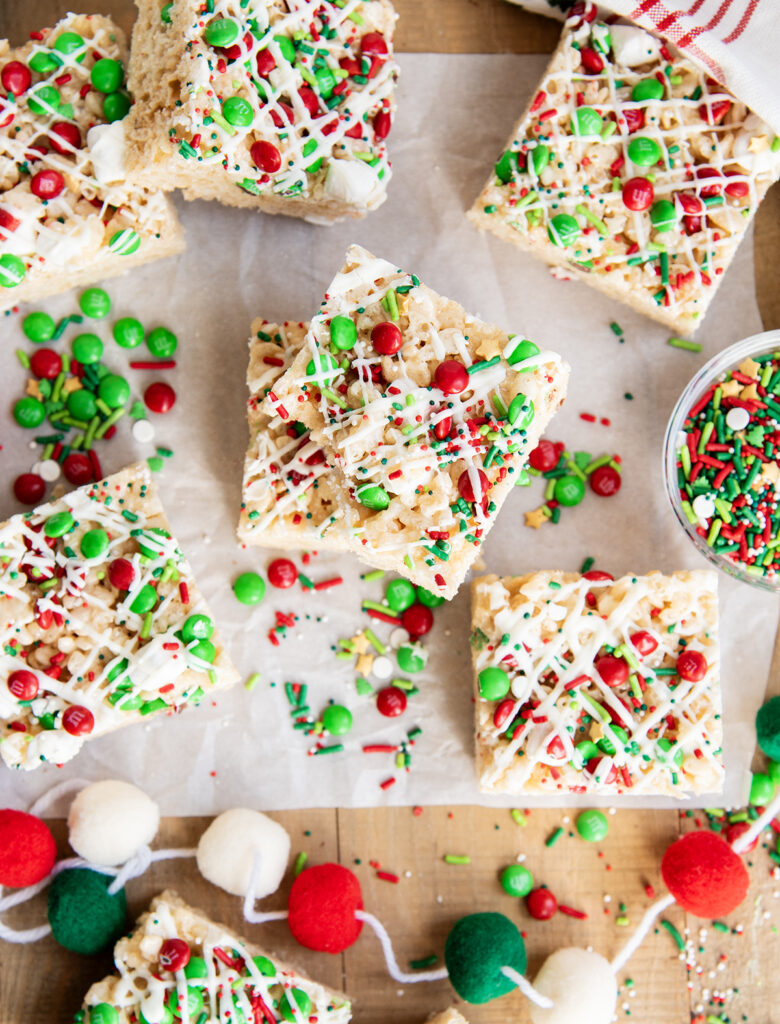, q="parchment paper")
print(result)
[1,55,778,815]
